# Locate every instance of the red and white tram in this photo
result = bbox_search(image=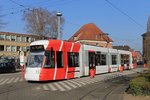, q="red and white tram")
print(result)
[24,40,135,81]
